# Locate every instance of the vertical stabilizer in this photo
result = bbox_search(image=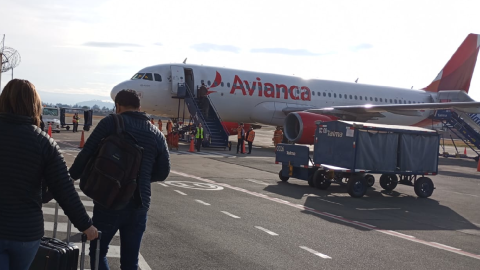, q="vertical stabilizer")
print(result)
[423,34,480,93]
